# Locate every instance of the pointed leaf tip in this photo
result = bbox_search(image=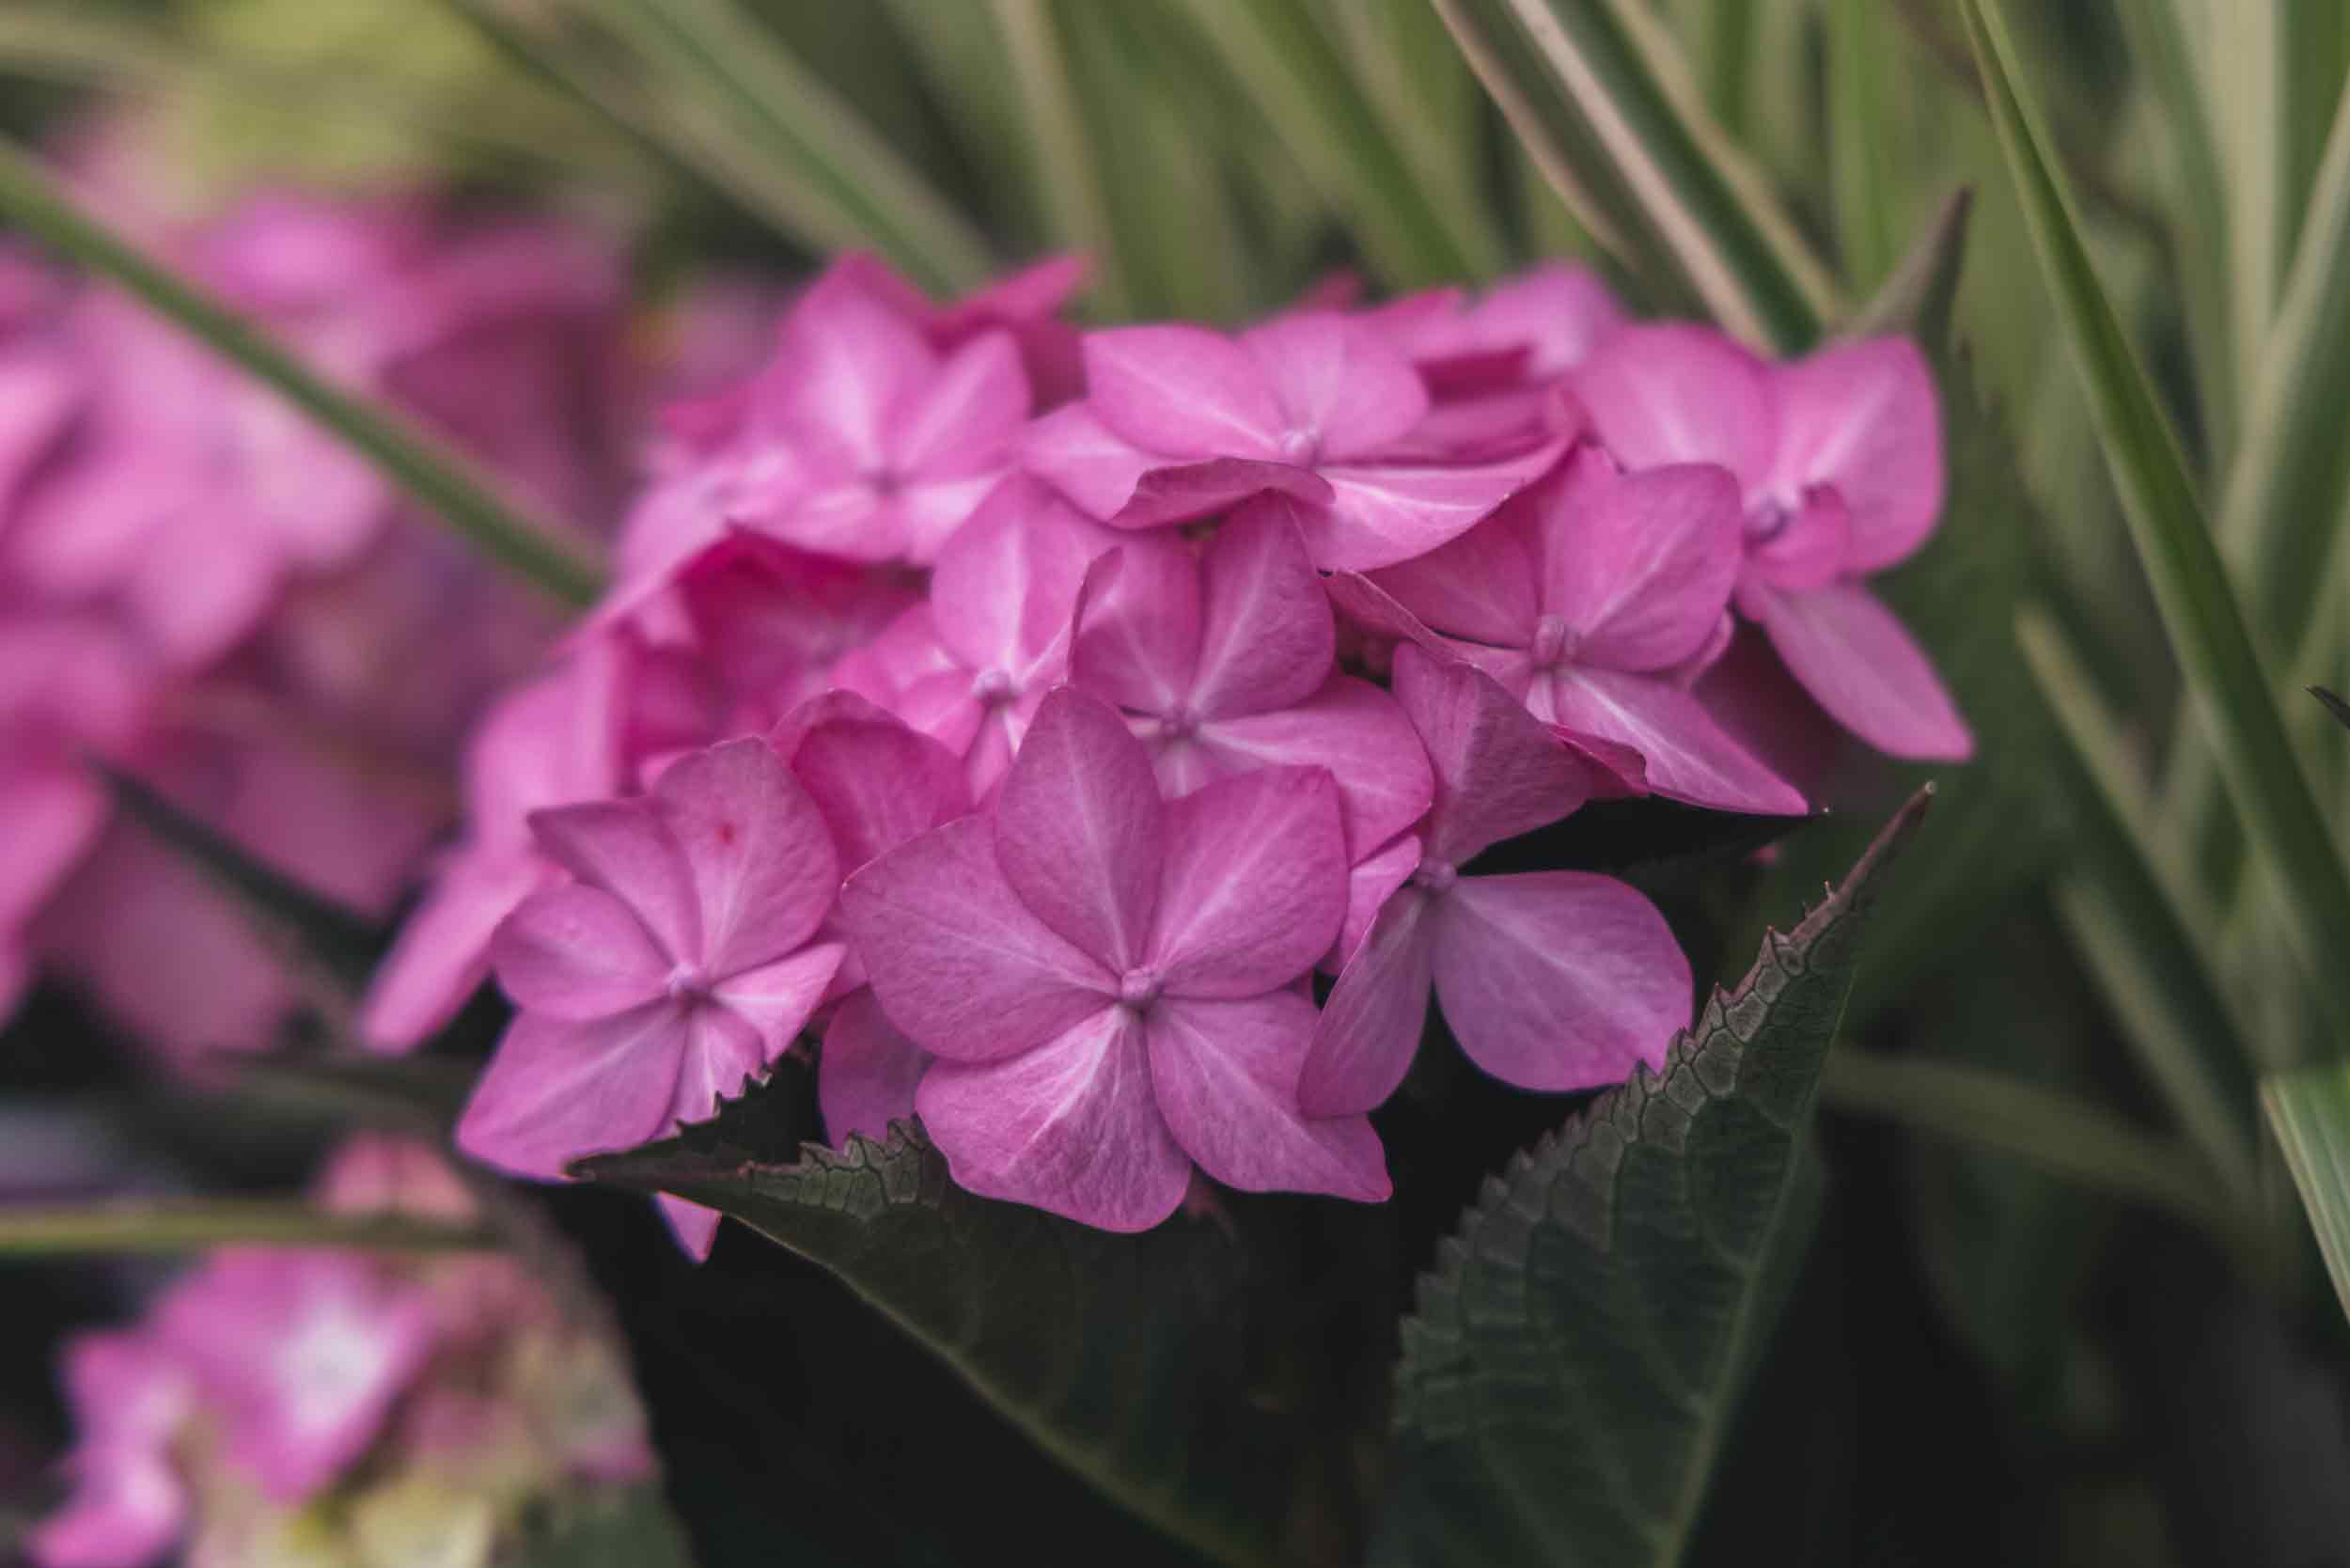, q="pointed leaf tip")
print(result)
[1848,189,1974,349]
[1378,793,1920,1563]
[2311,686,2350,731]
